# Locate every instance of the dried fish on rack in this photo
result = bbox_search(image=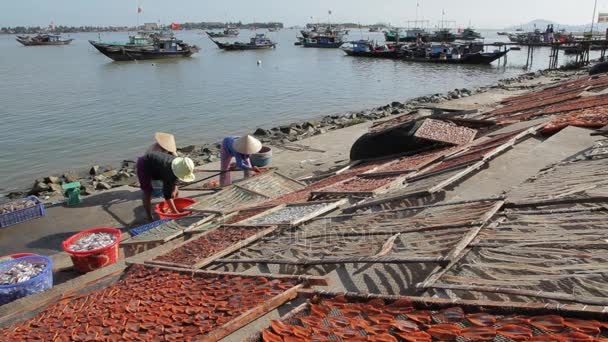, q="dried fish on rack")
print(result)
[0,261,45,285]
[414,119,477,146]
[247,204,328,225]
[68,232,116,252]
